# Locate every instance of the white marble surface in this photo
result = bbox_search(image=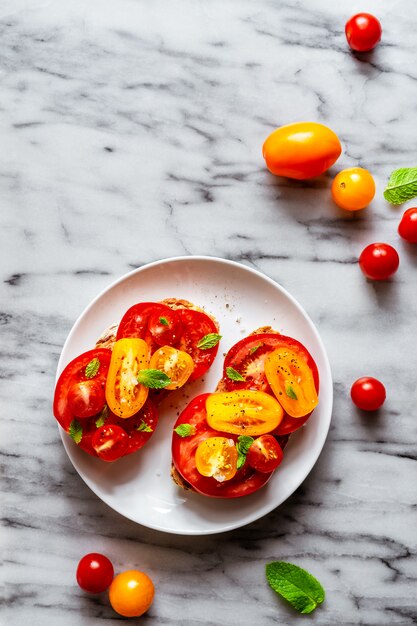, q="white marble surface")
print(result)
[2,0,417,624]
